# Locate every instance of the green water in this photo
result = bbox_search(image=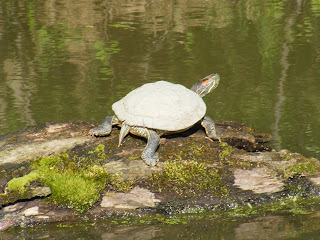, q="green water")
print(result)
[1,0,320,159]
[1,0,320,238]
[3,213,320,239]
